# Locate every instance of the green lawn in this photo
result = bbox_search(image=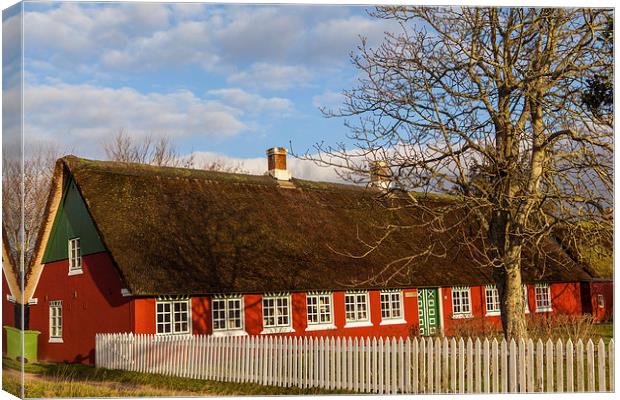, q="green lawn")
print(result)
[592,322,613,342]
[2,357,350,398]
